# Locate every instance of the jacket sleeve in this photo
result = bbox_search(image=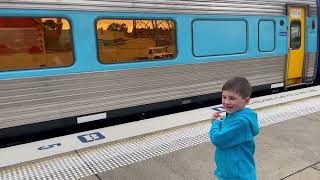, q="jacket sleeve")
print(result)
[210,118,246,149]
[209,120,222,143]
